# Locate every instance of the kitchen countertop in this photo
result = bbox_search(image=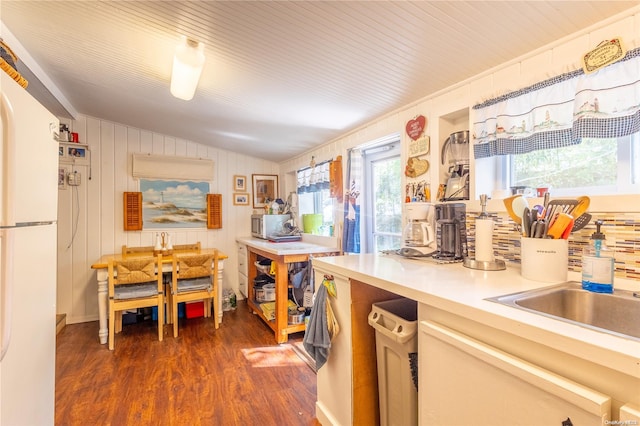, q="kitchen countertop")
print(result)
[236,236,340,256]
[312,253,640,378]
